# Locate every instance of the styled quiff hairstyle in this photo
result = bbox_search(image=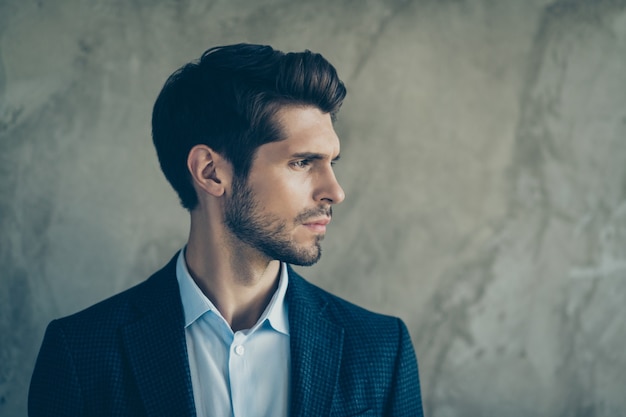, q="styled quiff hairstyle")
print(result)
[152,43,347,210]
